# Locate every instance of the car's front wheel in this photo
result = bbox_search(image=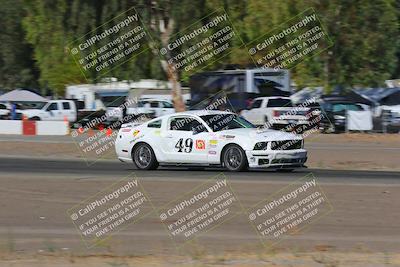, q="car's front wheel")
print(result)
[222,144,248,172]
[132,143,159,170]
